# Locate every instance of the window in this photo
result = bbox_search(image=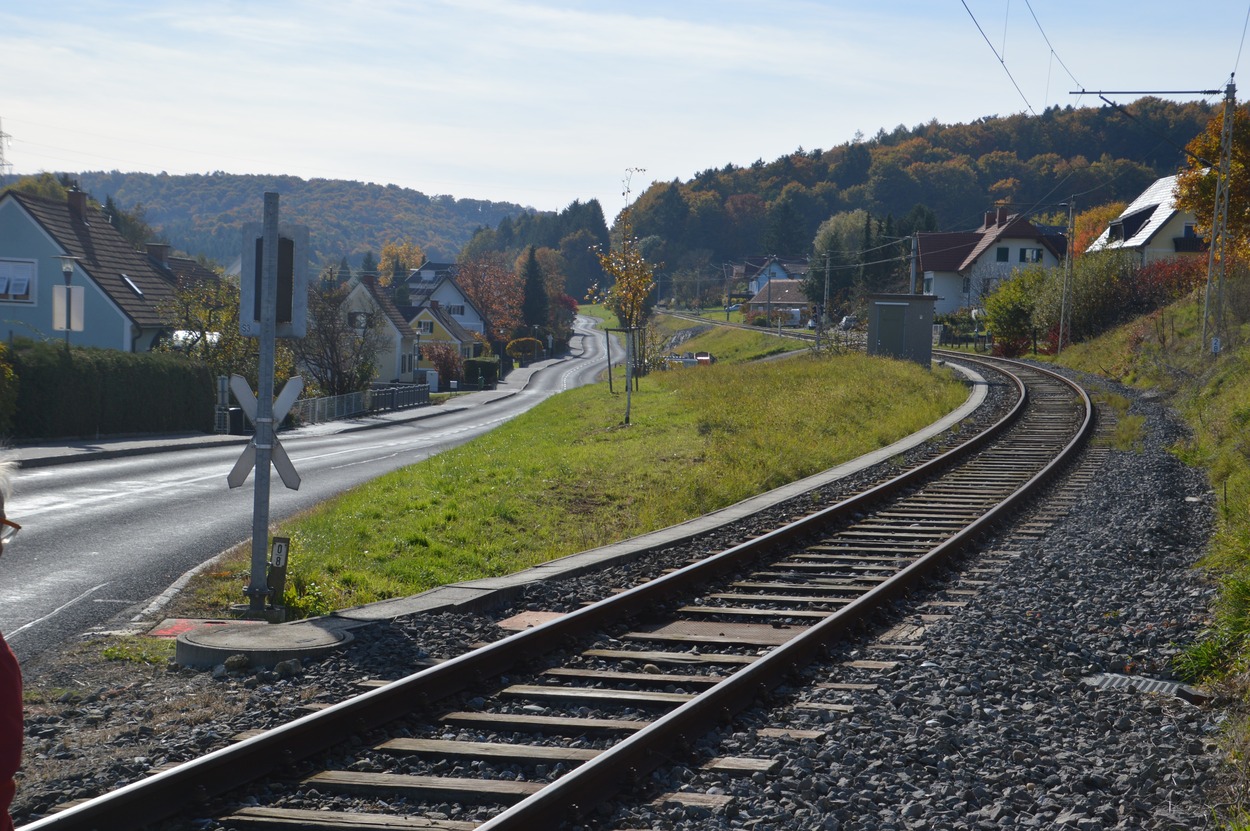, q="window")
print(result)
[1019,248,1043,263]
[417,320,434,334]
[446,304,465,316]
[401,353,413,374]
[996,247,1009,262]
[0,259,35,303]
